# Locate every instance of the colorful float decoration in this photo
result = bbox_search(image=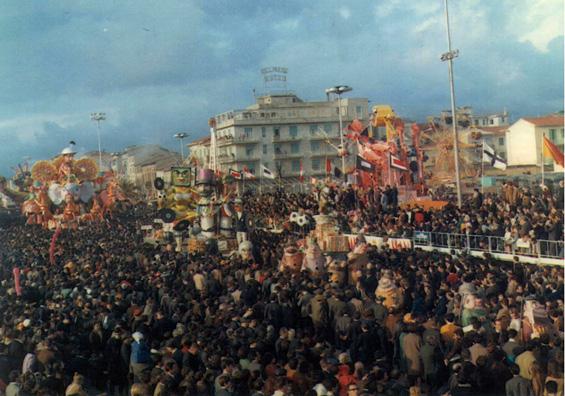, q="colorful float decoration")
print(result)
[23,142,125,228]
[154,166,199,231]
